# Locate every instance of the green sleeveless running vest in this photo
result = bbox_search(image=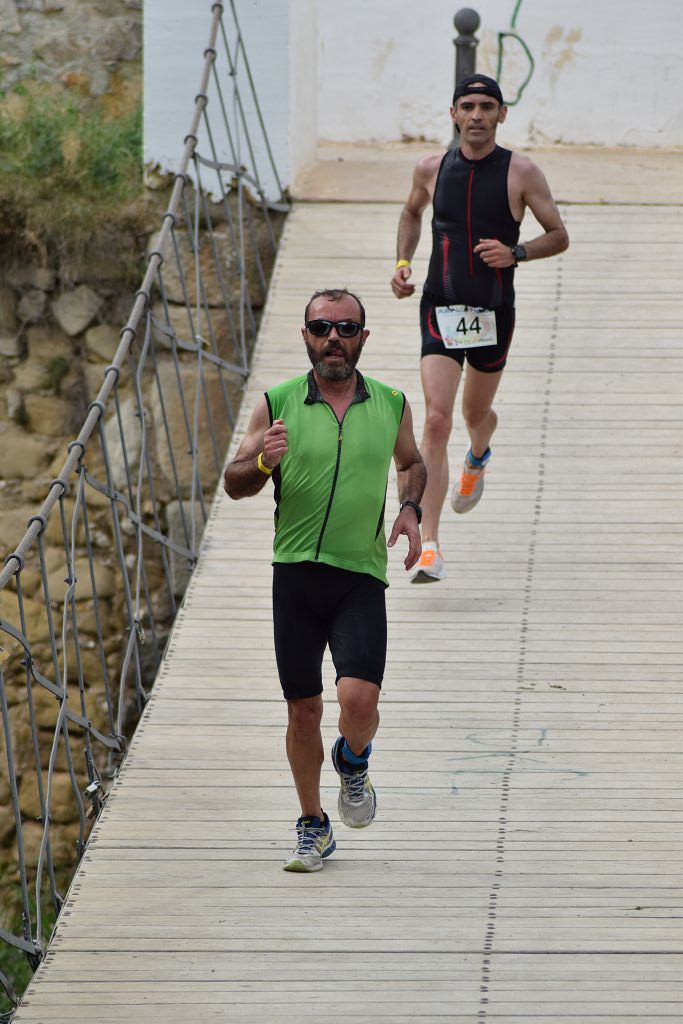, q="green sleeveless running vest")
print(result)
[265,370,405,586]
